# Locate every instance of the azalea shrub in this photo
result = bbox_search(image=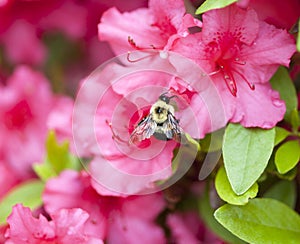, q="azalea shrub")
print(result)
[0,0,300,243]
